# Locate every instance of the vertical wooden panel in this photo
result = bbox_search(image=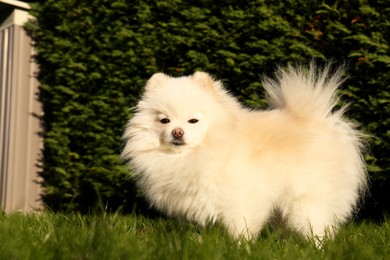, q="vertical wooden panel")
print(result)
[0,8,42,212]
